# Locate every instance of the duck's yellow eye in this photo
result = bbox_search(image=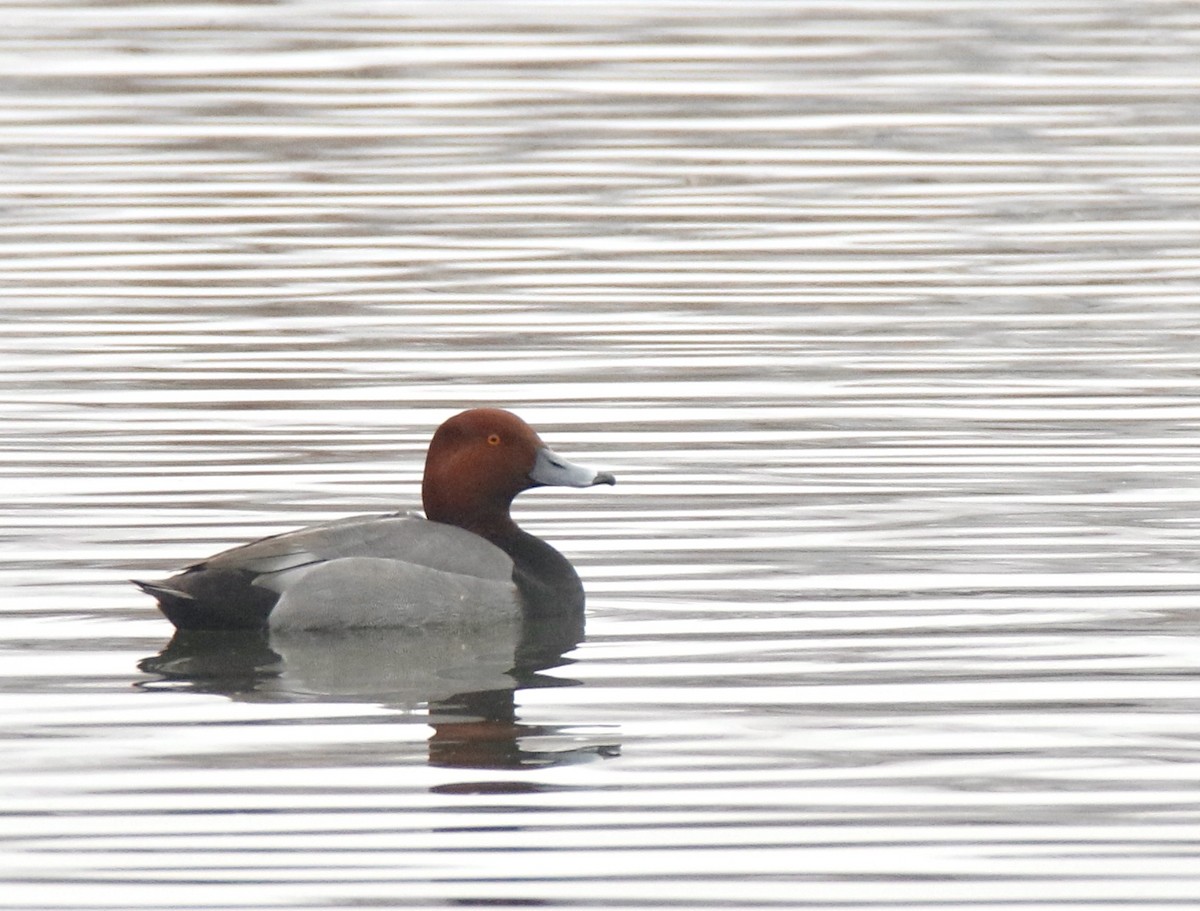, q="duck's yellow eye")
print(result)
[487,433,502,446]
